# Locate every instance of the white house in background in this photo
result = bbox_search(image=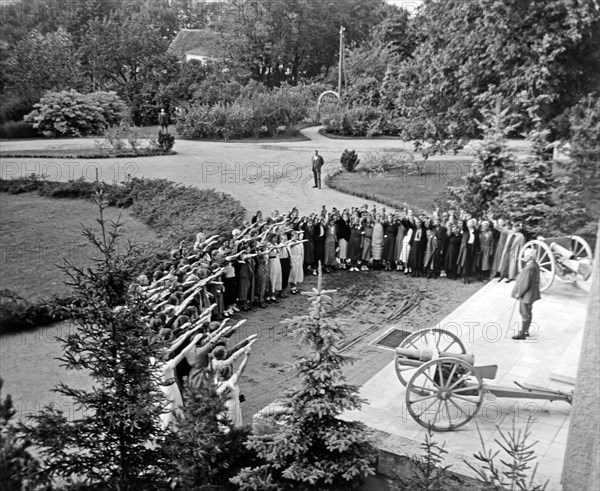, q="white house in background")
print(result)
[168,28,230,63]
